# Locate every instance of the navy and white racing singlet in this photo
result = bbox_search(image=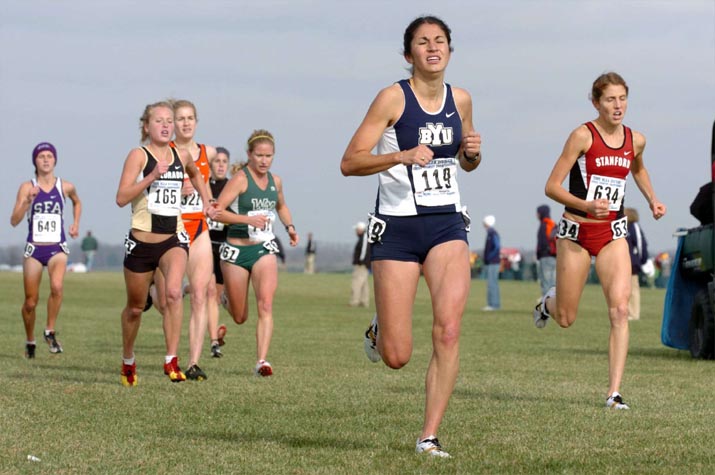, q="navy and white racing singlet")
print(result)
[375,79,463,216]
